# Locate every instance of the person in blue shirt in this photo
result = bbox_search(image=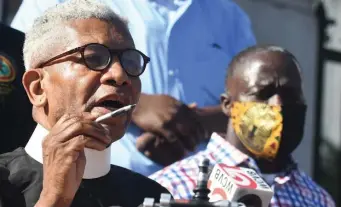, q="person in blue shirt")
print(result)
[11,0,256,176]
